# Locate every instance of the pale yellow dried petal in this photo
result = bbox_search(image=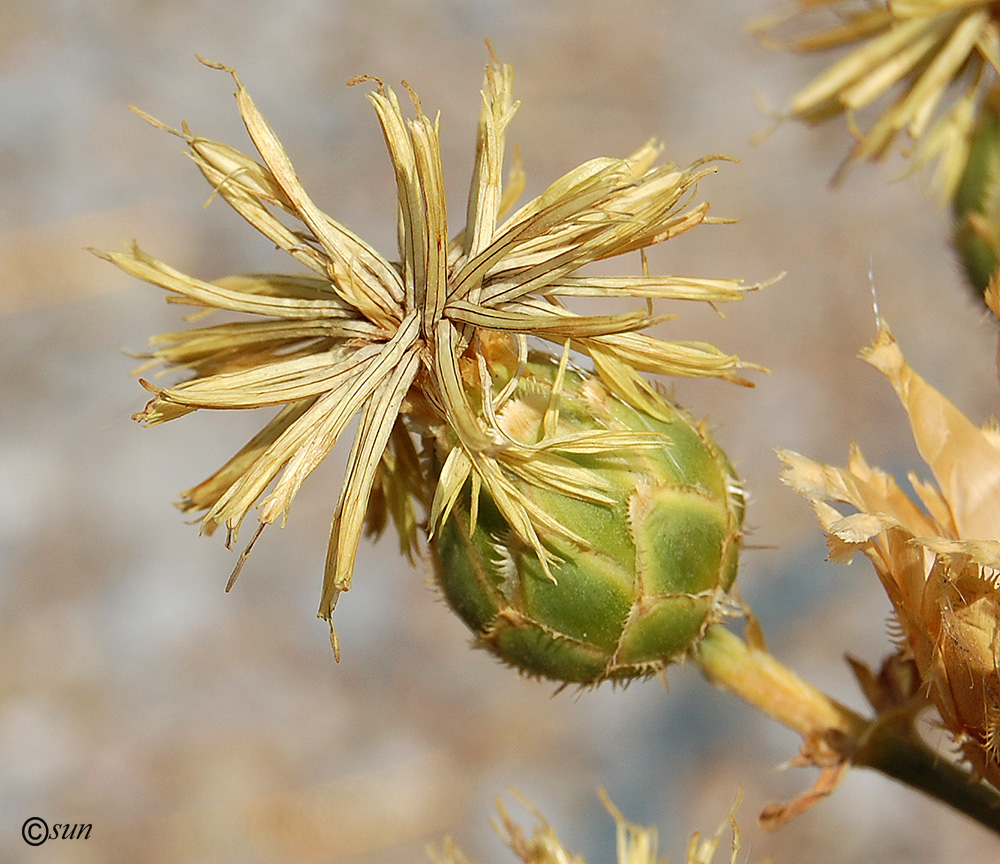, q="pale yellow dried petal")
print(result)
[102,244,352,319]
[445,299,662,339]
[256,339,420,528]
[494,145,526,225]
[204,376,374,534]
[215,60,405,323]
[141,320,339,377]
[537,275,749,303]
[129,109,335,278]
[427,444,475,538]
[458,450,591,571]
[366,86,427,309]
[914,535,1000,567]
[600,793,660,864]
[432,319,500,453]
[862,325,1000,539]
[577,331,753,382]
[149,344,381,410]
[978,21,1000,72]
[366,419,425,562]
[622,139,664,178]
[321,348,421,614]
[588,349,687,424]
[838,26,941,110]
[790,16,935,116]
[778,444,942,538]
[201,390,358,536]
[906,470,959,535]
[178,399,316,517]
[211,273,356,305]
[463,55,518,262]
[822,511,881,564]
[853,10,987,161]
[892,0,991,17]
[902,73,979,203]
[511,429,666,456]
[451,156,634,301]
[454,451,572,577]
[496,449,616,506]
[757,2,1000,191]
[828,511,893,545]
[202,315,418,535]
[912,14,988,137]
